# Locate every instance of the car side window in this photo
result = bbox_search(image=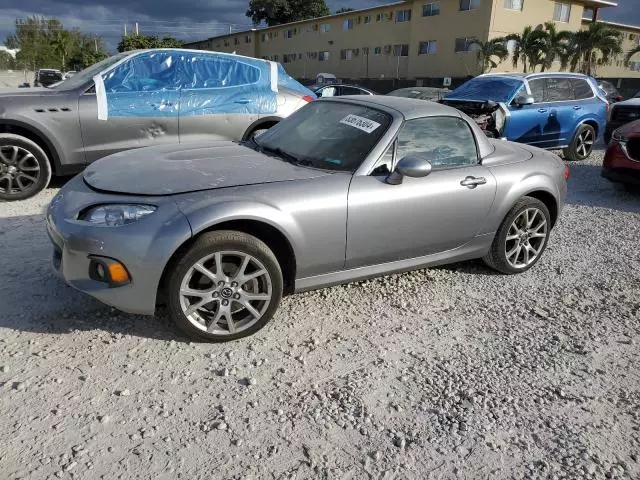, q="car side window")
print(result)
[544,77,574,102]
[342,86,367,95]
[528,79,545,103]
[395,117,478,170]
[571,79,594,100]
[103,52,179,93]
[318,86,336,98]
